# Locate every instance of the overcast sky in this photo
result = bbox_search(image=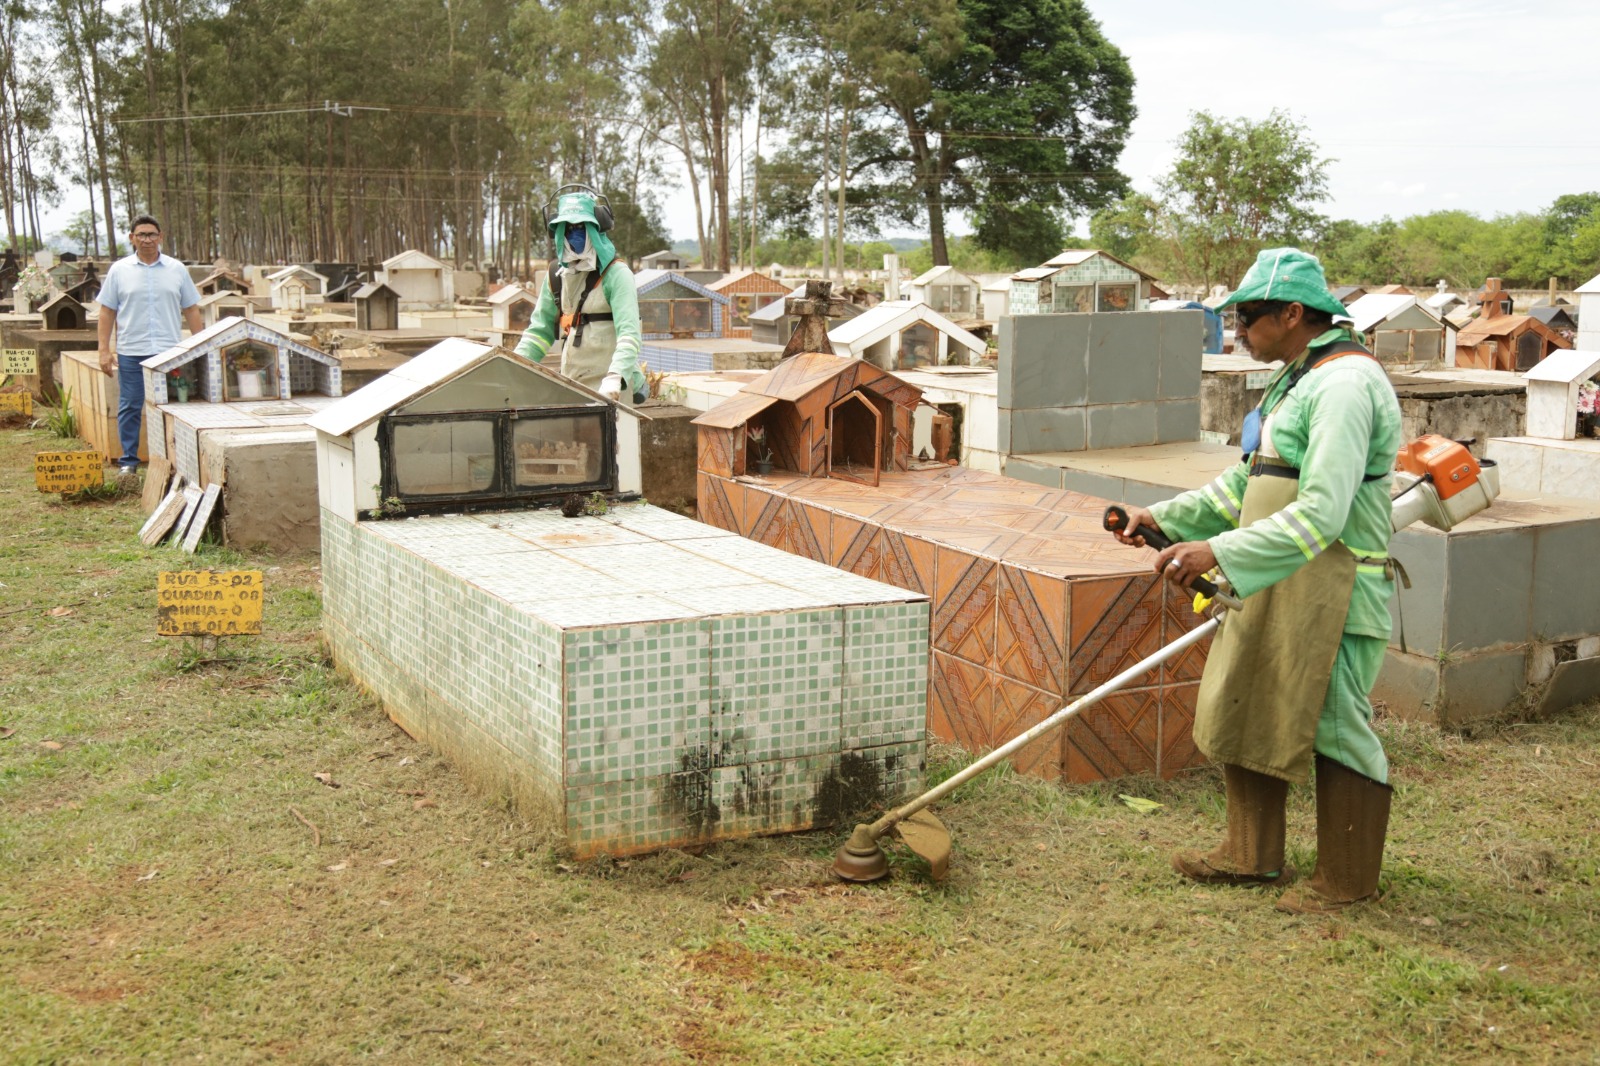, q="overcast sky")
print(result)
[662,0,1600,242]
